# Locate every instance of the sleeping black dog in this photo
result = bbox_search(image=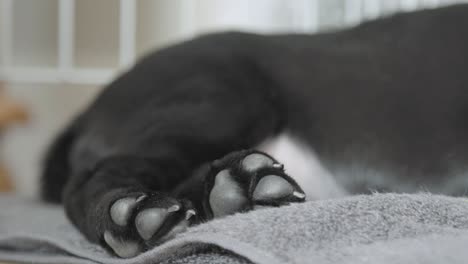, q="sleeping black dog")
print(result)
[41,5,468,258]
